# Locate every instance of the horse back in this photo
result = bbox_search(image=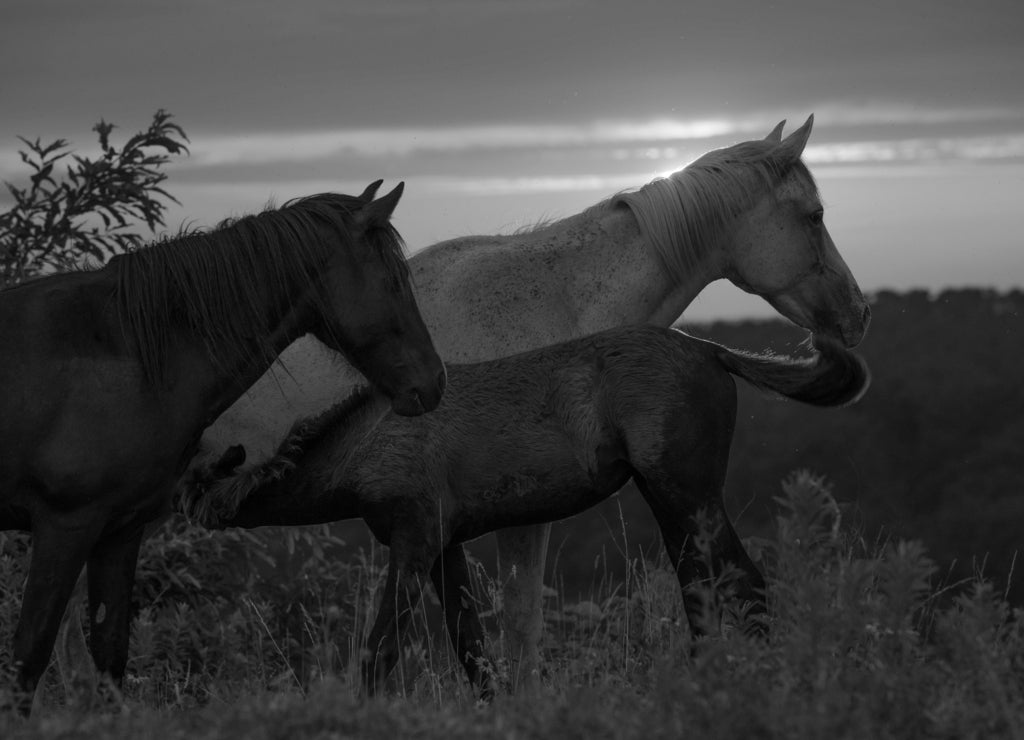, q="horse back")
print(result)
[0,269,123,359]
